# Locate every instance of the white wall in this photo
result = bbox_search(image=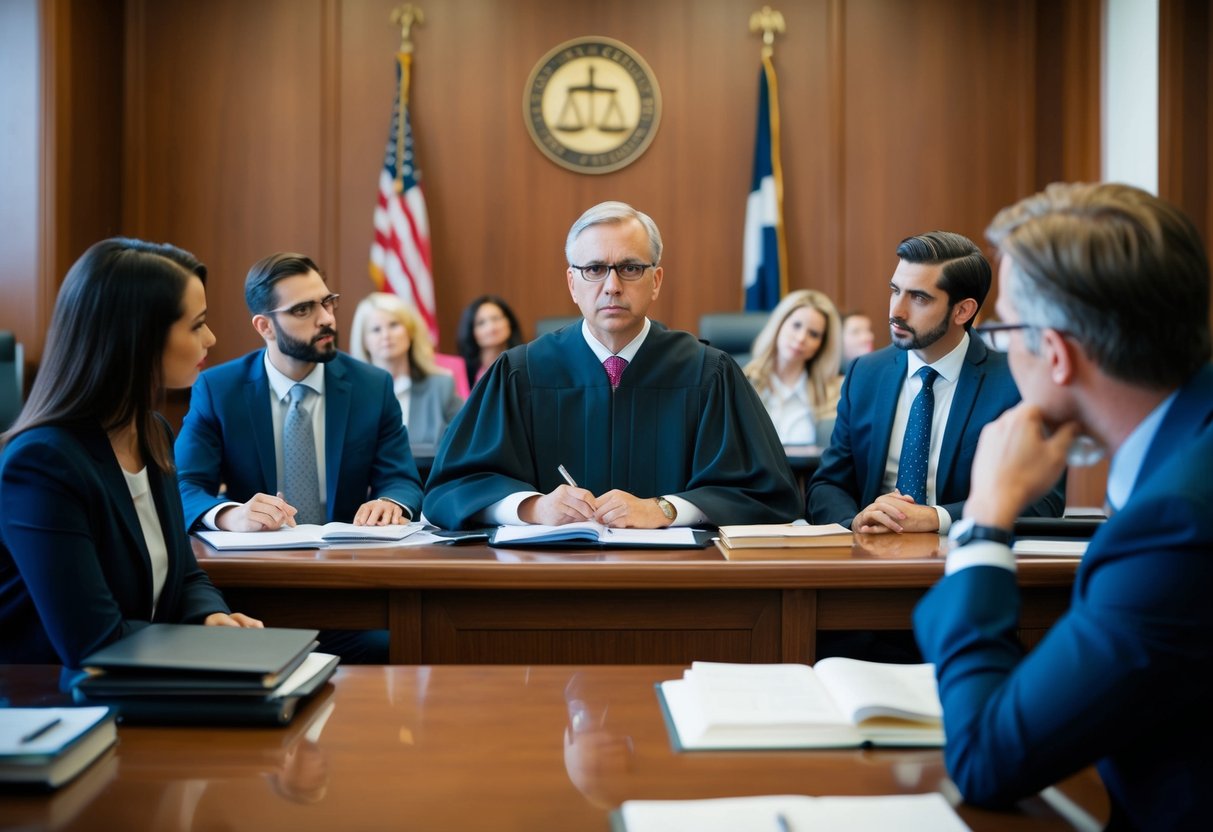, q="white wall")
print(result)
[1102,0,1159,193]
